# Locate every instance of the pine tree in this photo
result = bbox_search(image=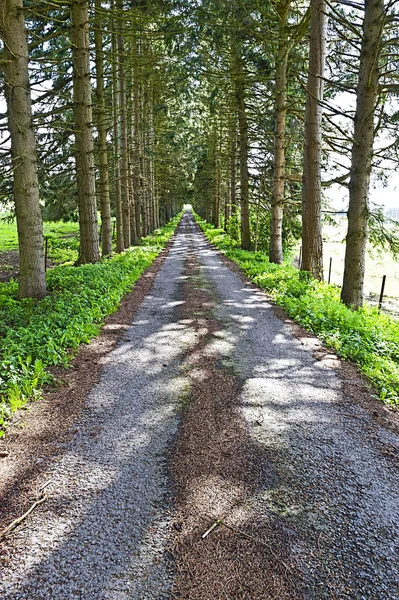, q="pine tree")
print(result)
[341,0,385,308]
[71,0,100,264]
[301,0,327,279]
[1,0,46,299]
